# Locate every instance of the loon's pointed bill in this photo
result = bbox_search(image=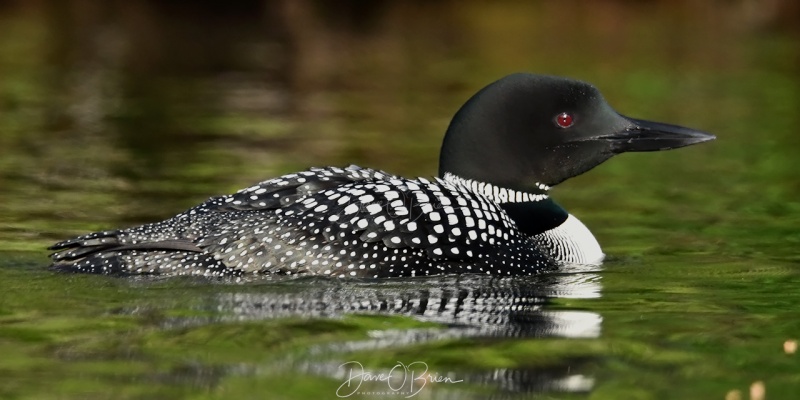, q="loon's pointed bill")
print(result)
[599,116,716,153]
